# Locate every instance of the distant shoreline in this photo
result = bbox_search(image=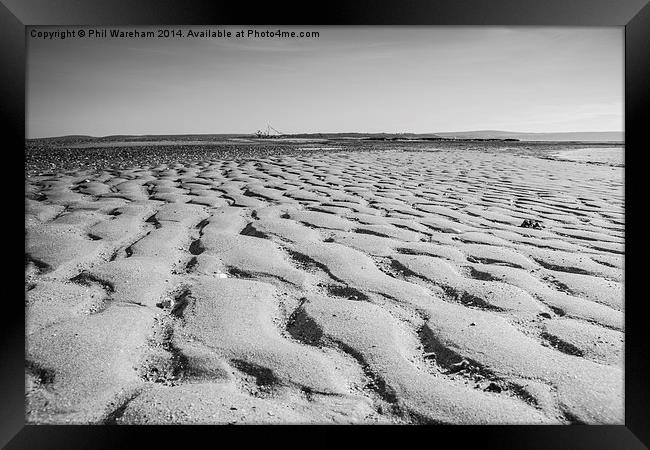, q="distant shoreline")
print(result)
[25,132,624,146]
